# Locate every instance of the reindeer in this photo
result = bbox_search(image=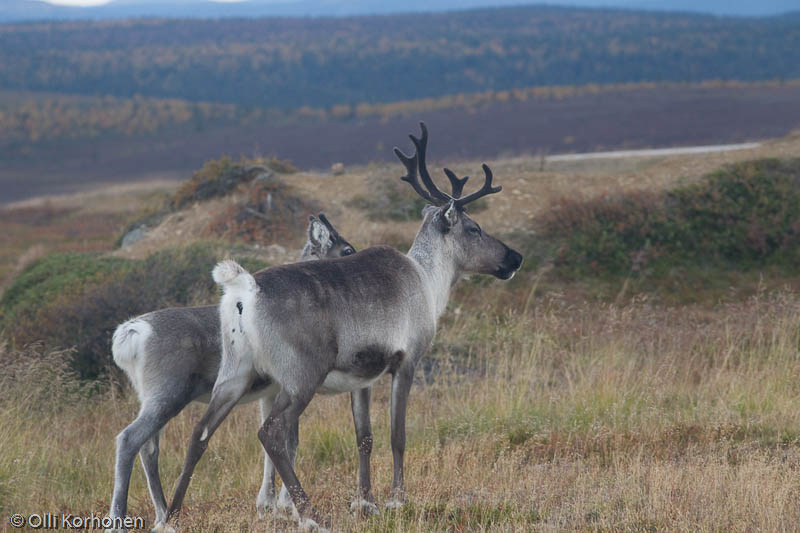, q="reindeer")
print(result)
[107,215,355,532]
[164,123,523,530]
